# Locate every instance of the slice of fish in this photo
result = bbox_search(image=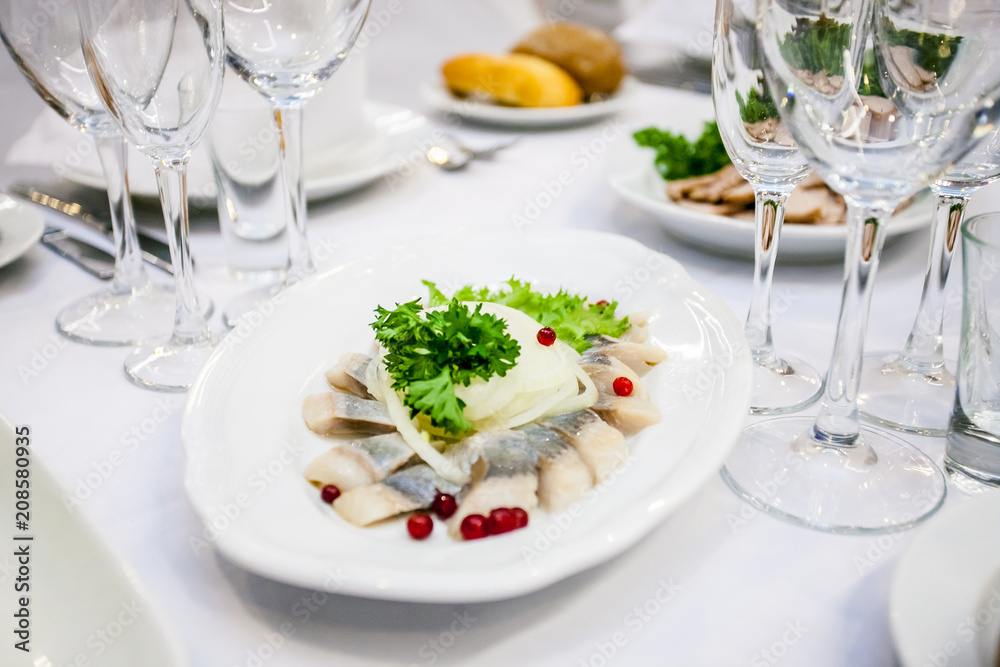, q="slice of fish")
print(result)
[447,430,539,536]
[584,335,667,376]
[579,352,649,402]
[518,423,592,512]
[334,464,462,526]
[539,409,628,483]
[304,433,413,491]
[324,353,374,399]
[592,397,661,437]
[302,391,396,437]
